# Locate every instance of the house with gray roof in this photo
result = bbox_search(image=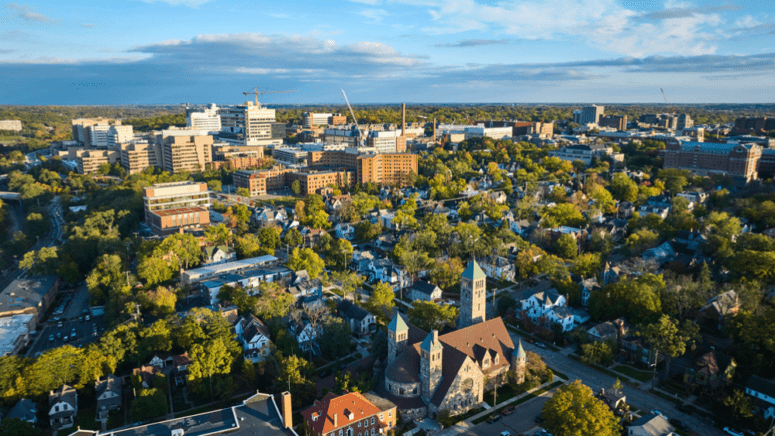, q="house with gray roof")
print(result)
[95,374,121,421]
[628,413,675,436]
[408,280,442,302]
[6,398,37,426]
[202,245,236,266]
[337,299,376,337]
[49,384,78,430]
